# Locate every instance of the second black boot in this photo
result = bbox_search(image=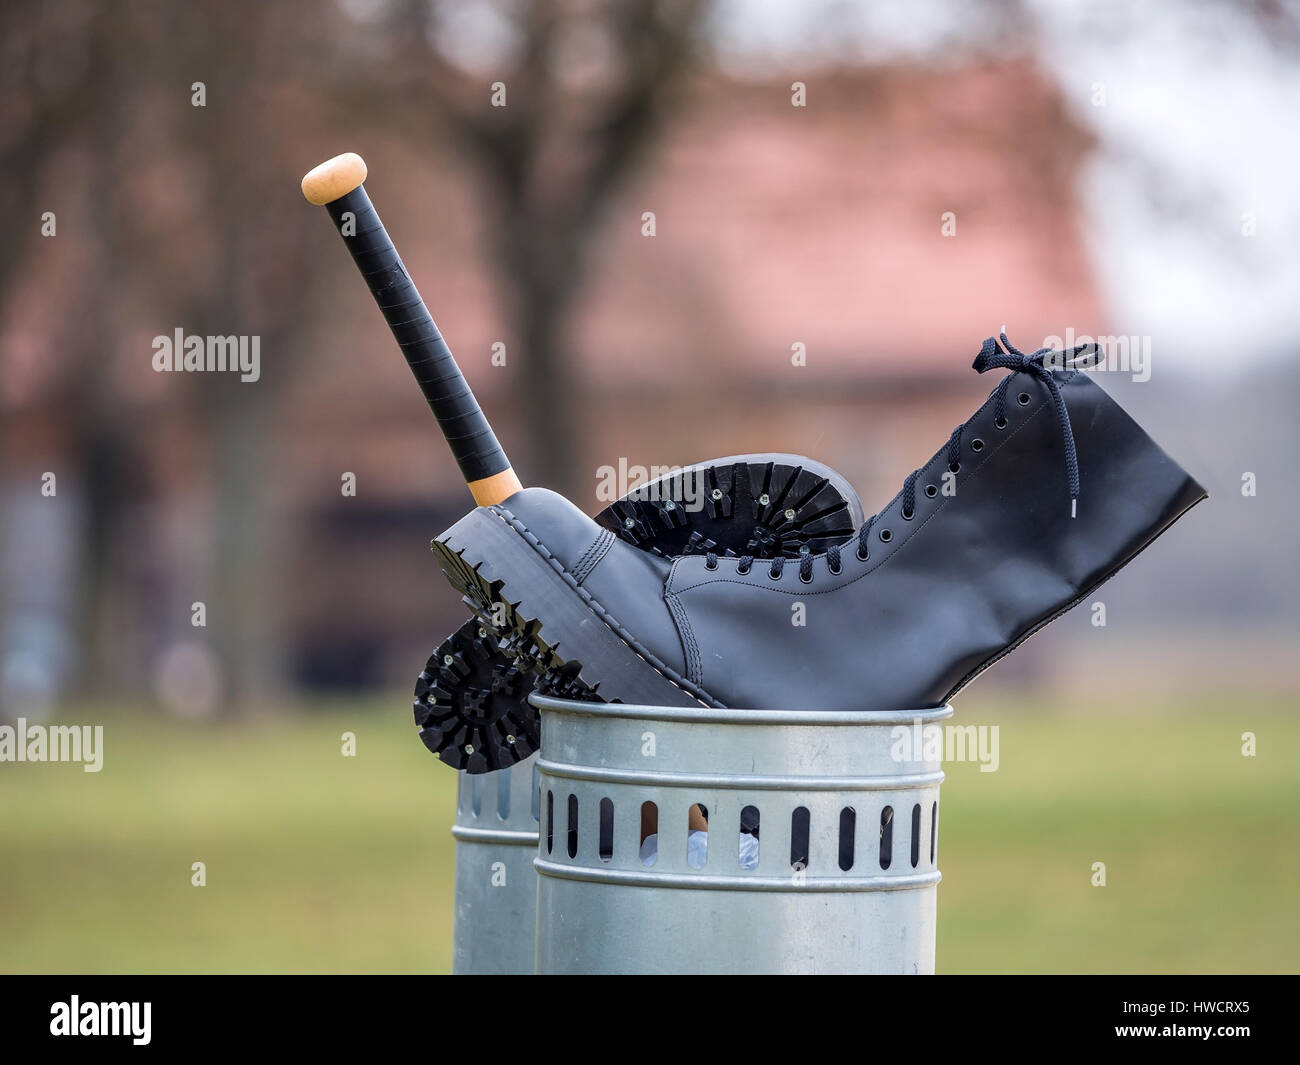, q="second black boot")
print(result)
[433,332,1207,711]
